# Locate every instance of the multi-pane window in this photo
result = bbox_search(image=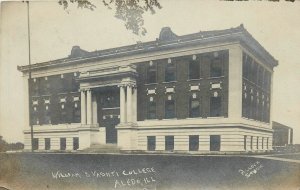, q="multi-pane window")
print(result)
[210,96,222,117]
[189,61,200,79]
[102,92,119,108]
[33,138,39,150]
[147,61,157,83]
[244,135,247,150]
[189,135,199,151]
[189,94,201,118]
[73,101,81,123]
[165,96,175,119]
[73,137,79,150]
[165,60,176,82]
[210,52,222,77]
[45,138,50,150]
[165,136,174,151]
[210,135,221,151]
[147,136,156,151]
[60,138,66,150]
[147,97,156,119]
